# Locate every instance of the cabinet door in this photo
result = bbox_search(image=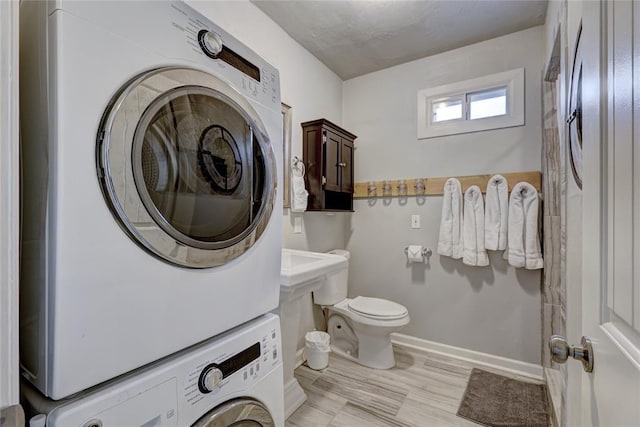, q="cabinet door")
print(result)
[340,139,354,193]
[324,130,341,192]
